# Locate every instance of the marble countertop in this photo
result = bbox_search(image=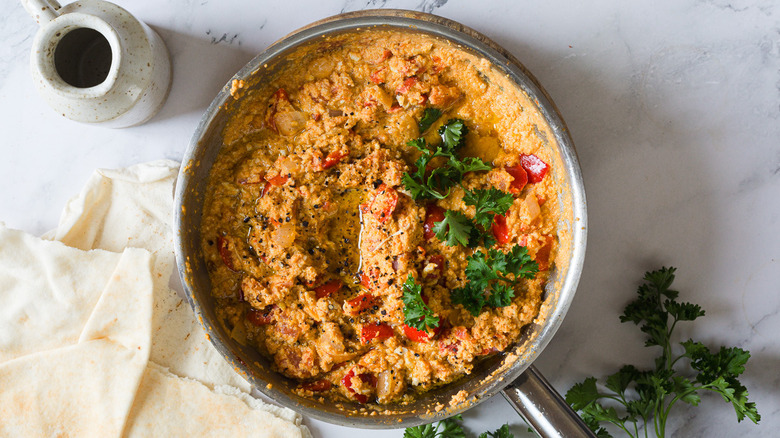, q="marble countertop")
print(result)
[1,0,778,436]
